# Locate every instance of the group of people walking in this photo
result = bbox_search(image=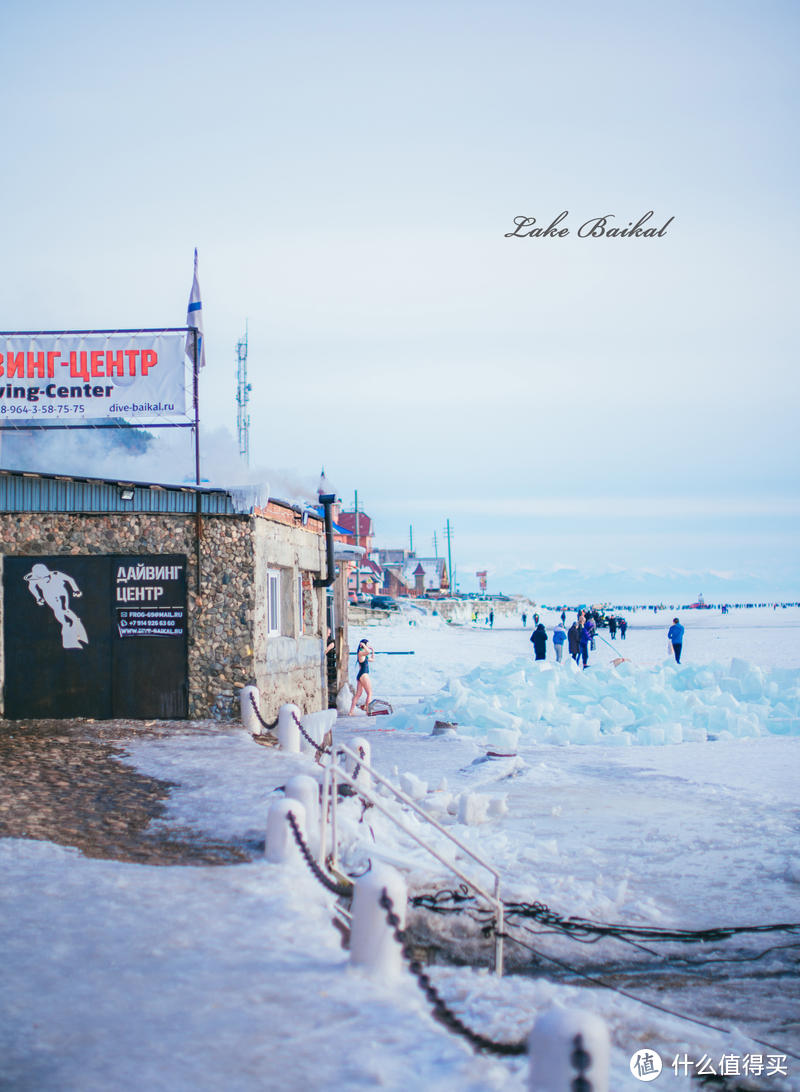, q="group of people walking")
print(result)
[530,610,600,669]
[530,610,629,669]
[529,611,685,668]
